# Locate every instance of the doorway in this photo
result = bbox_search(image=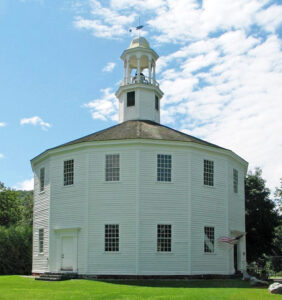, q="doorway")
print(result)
[61,236,74,271]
